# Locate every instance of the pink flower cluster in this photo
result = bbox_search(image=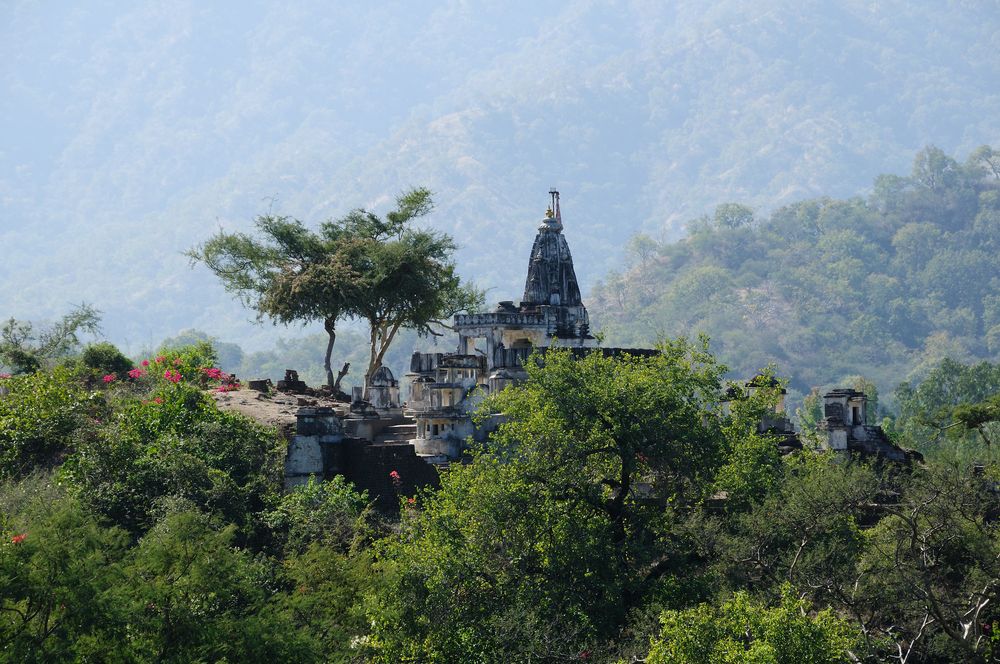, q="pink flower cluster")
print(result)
[141,359,150,367]
[0,373,11,379]
[102,374,116,384]
[163,370,182,384]
[202,366,239,392]
[128,368,147,379]
[11,533,26,545]
[142,397,164,406]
